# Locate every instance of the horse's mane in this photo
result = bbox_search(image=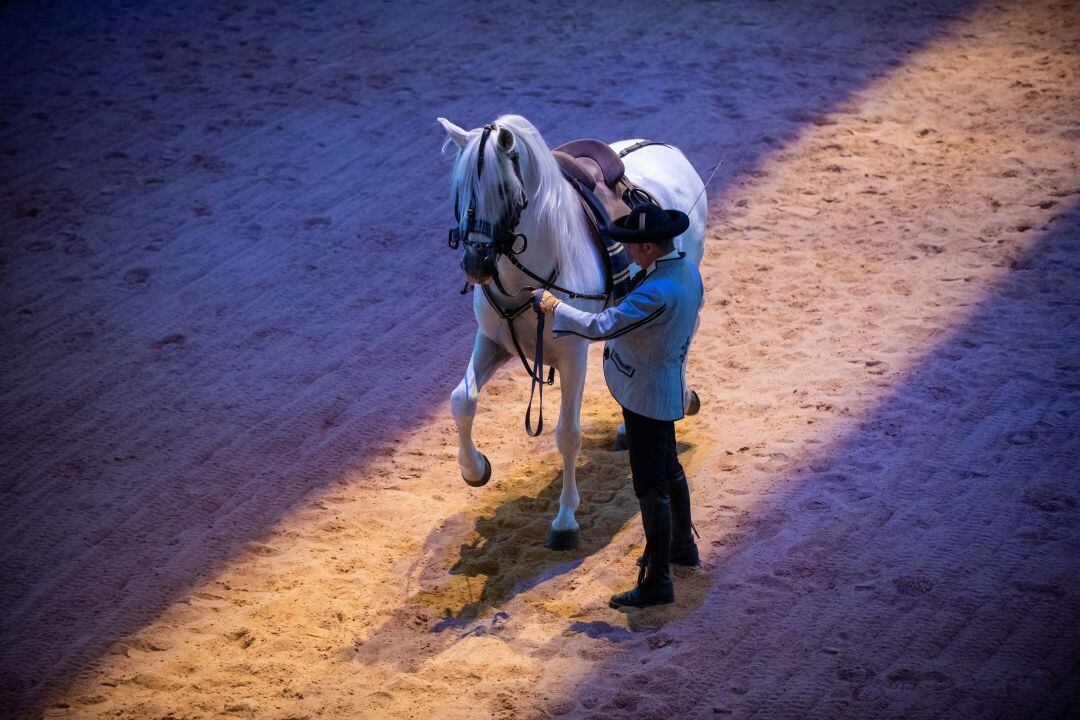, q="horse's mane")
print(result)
[448,114,604,297]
